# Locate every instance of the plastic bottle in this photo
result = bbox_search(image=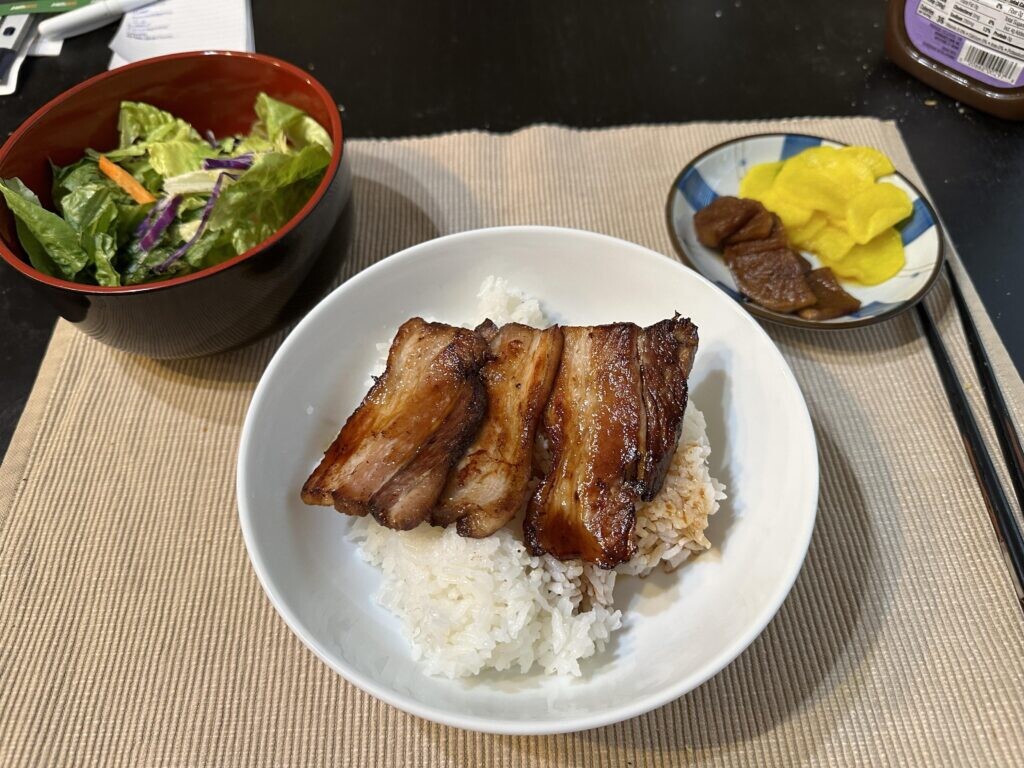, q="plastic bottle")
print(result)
[886,0,1024,119]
